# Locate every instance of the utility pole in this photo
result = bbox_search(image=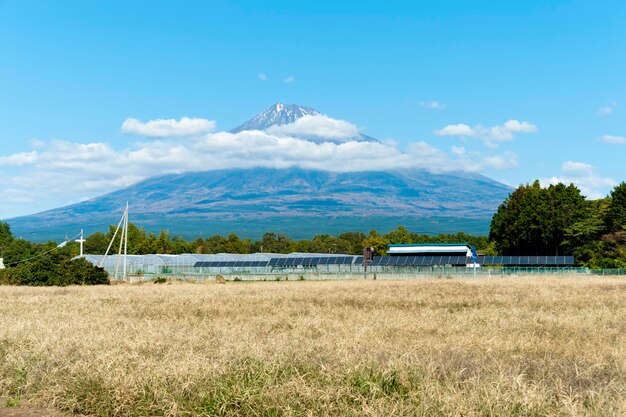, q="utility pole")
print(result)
[112,203,129,281]
[75,229,86,257]
[363,246,373,279]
